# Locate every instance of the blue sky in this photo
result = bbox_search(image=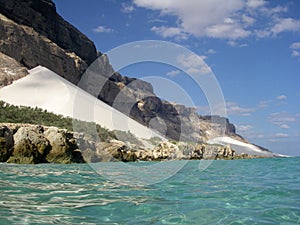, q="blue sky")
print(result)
[53,0,300,156]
